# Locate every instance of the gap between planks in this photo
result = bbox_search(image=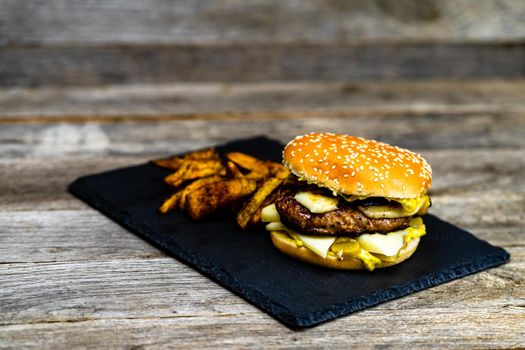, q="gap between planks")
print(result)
[2,109,525,125]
